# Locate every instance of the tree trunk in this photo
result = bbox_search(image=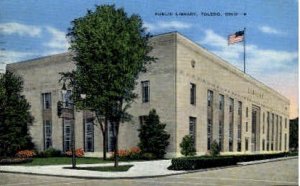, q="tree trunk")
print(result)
[114,121,120,167]
[103,117,108,160]
[95,112,106,160]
